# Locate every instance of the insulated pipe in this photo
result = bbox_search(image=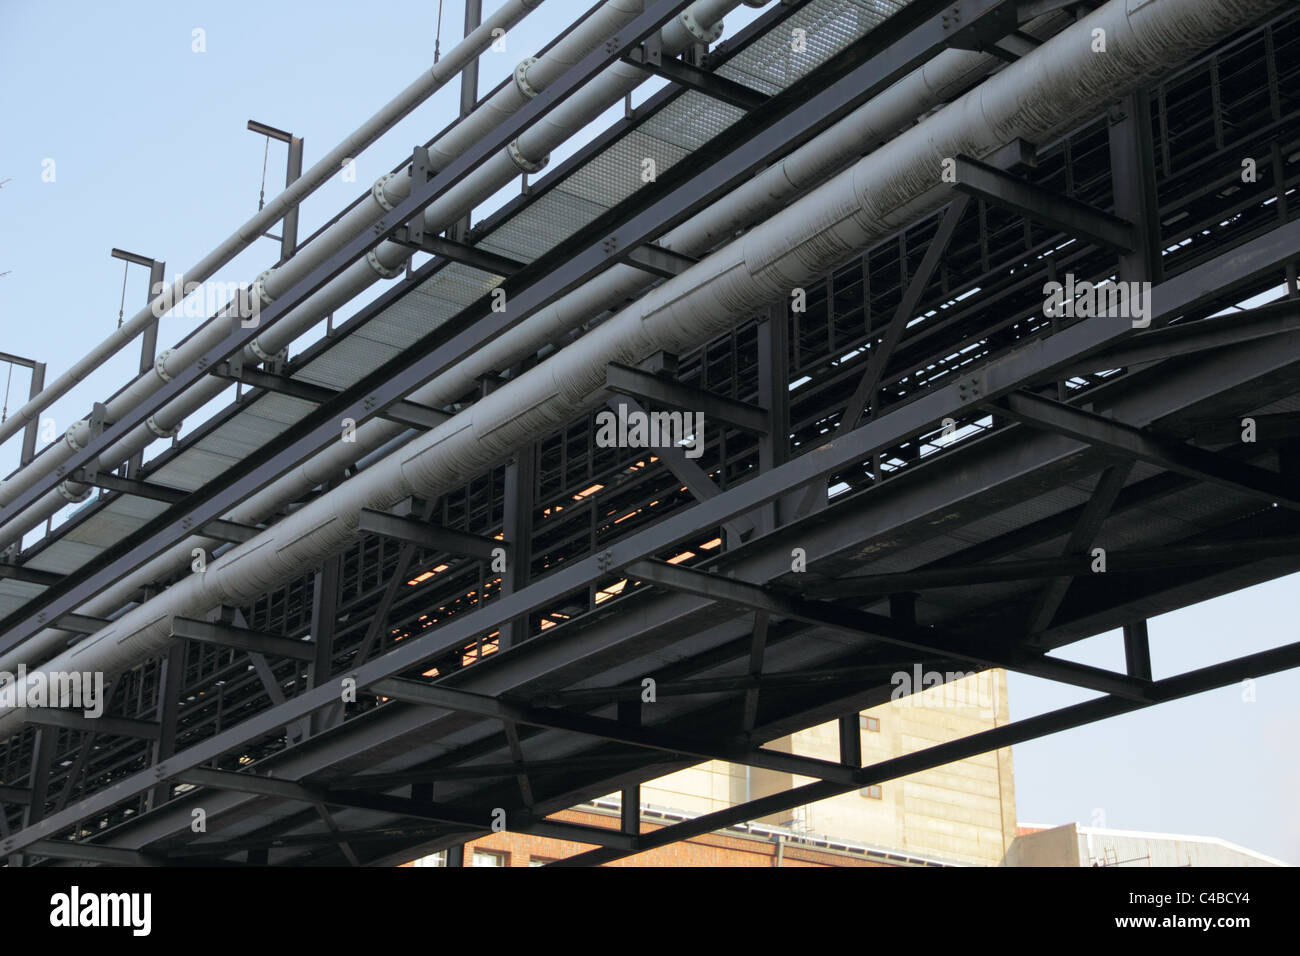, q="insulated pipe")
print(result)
[0,0,756,548]
[0,34,1003,673]
[0,0,544,454]
[0,0,1280,737]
